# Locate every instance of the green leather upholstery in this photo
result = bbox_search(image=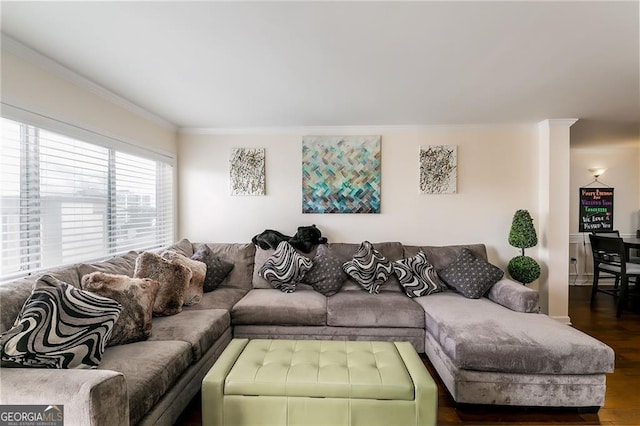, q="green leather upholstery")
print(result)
[202,339,437,426]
